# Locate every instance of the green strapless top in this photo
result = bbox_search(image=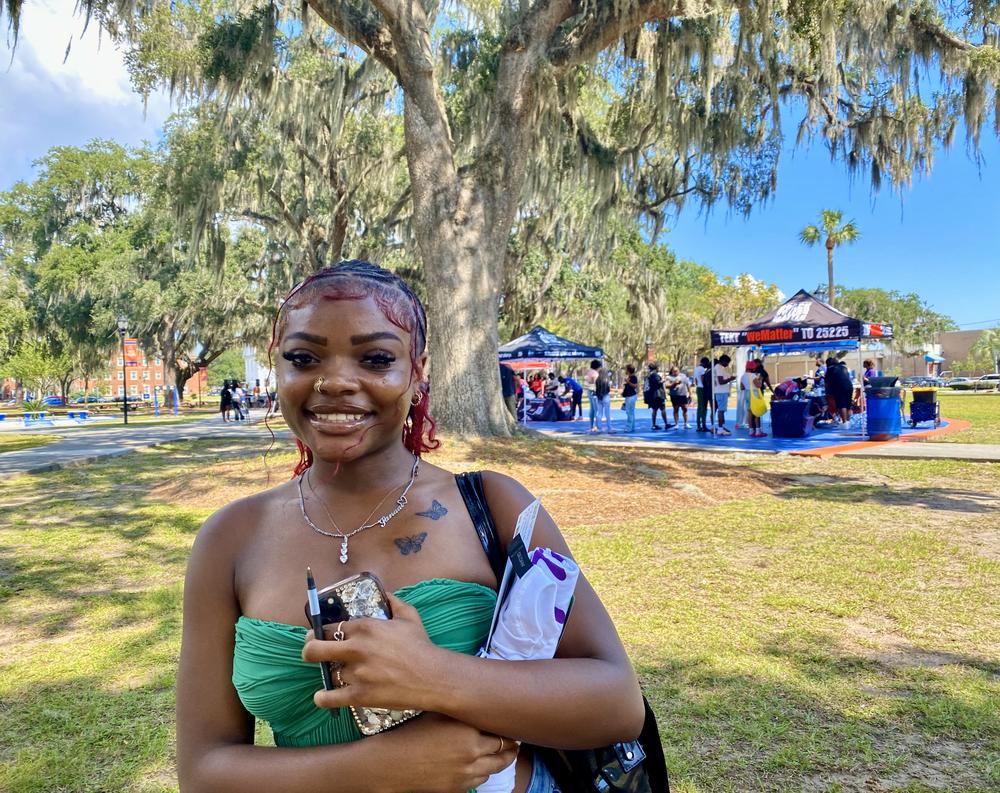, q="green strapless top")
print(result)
[233,578,497,747]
